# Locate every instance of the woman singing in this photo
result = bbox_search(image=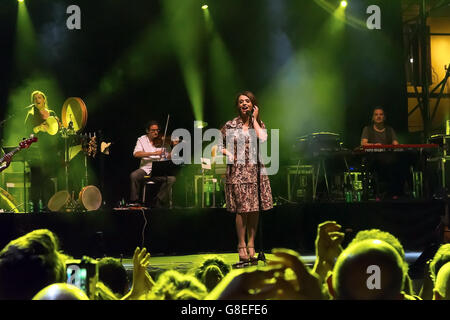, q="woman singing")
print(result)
[220,91,273,264]
[24,90,61,211]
